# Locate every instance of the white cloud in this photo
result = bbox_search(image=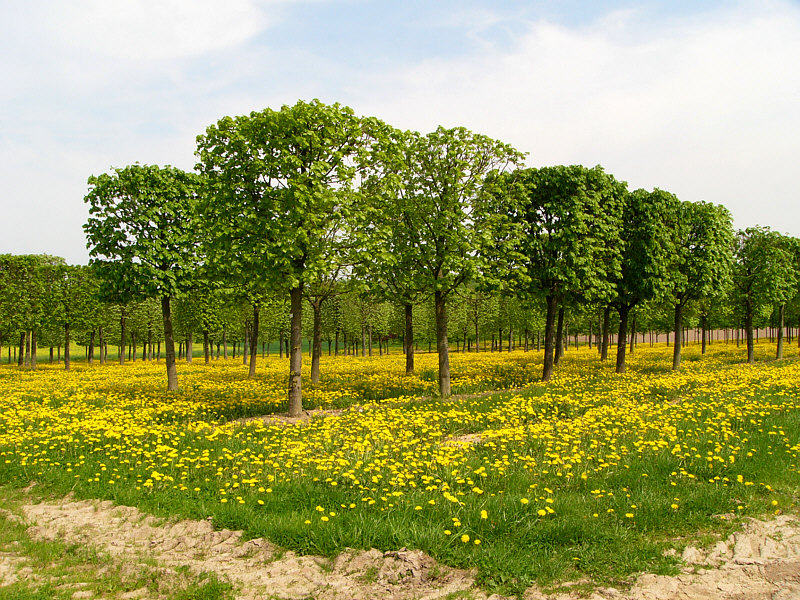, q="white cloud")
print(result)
[354,1,800,235]
[44,0,272,61]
